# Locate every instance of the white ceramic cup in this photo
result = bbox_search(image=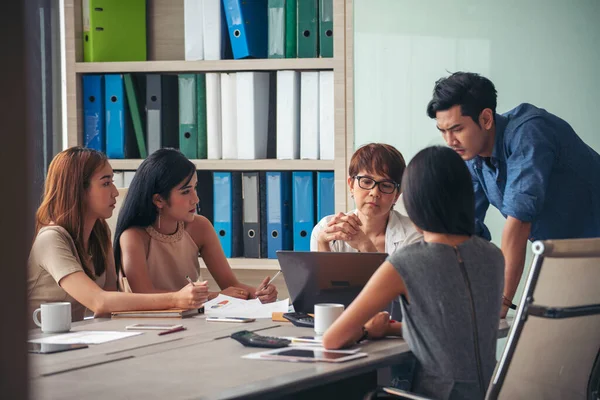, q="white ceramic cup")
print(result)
[33,302,72,333]
[314,303,345,336]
